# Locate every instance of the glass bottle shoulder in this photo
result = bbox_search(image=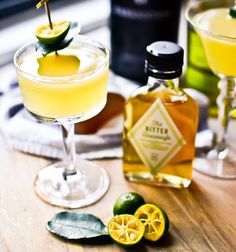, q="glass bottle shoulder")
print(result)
[128,81,197,108]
